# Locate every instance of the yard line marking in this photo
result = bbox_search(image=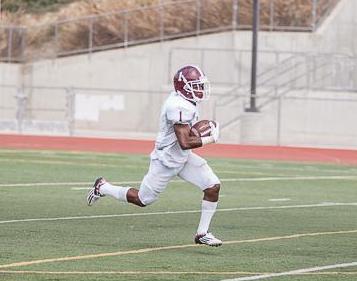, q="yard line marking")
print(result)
[0,270,356,276]
[198,175,357,181]
[0,181,136,188]
[0,229,356,269]
[0,270,262,275]
[206,170,266,175]
[0,158,119,168]
[0,159,273,176]
[220,261,357,281]
[1,202,356,224]
[69,175,356,189]
[2,175,357,188]
[0,159,153,171]
[0,157,250,175]
[268,198,291,202]
[211,163,357,175]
